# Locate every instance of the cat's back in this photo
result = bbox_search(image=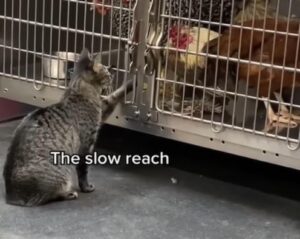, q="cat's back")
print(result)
[3,103,80,177]
[2,103,82,206]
